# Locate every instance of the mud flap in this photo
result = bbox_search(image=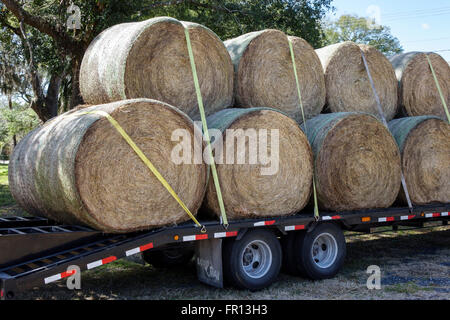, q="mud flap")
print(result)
[195,239,223,288]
